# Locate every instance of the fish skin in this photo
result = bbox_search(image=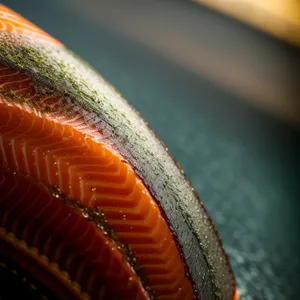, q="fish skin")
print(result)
[0,30,218,300]
[0,83,195,299]
[0,4,238,300]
